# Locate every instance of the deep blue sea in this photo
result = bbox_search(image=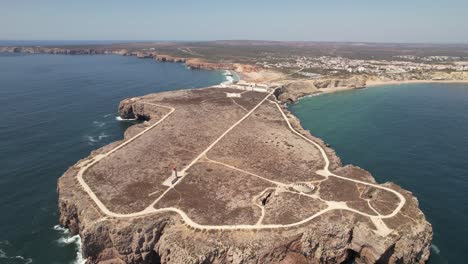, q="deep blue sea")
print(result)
[0,53,225,263]
[290,83,468,264]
